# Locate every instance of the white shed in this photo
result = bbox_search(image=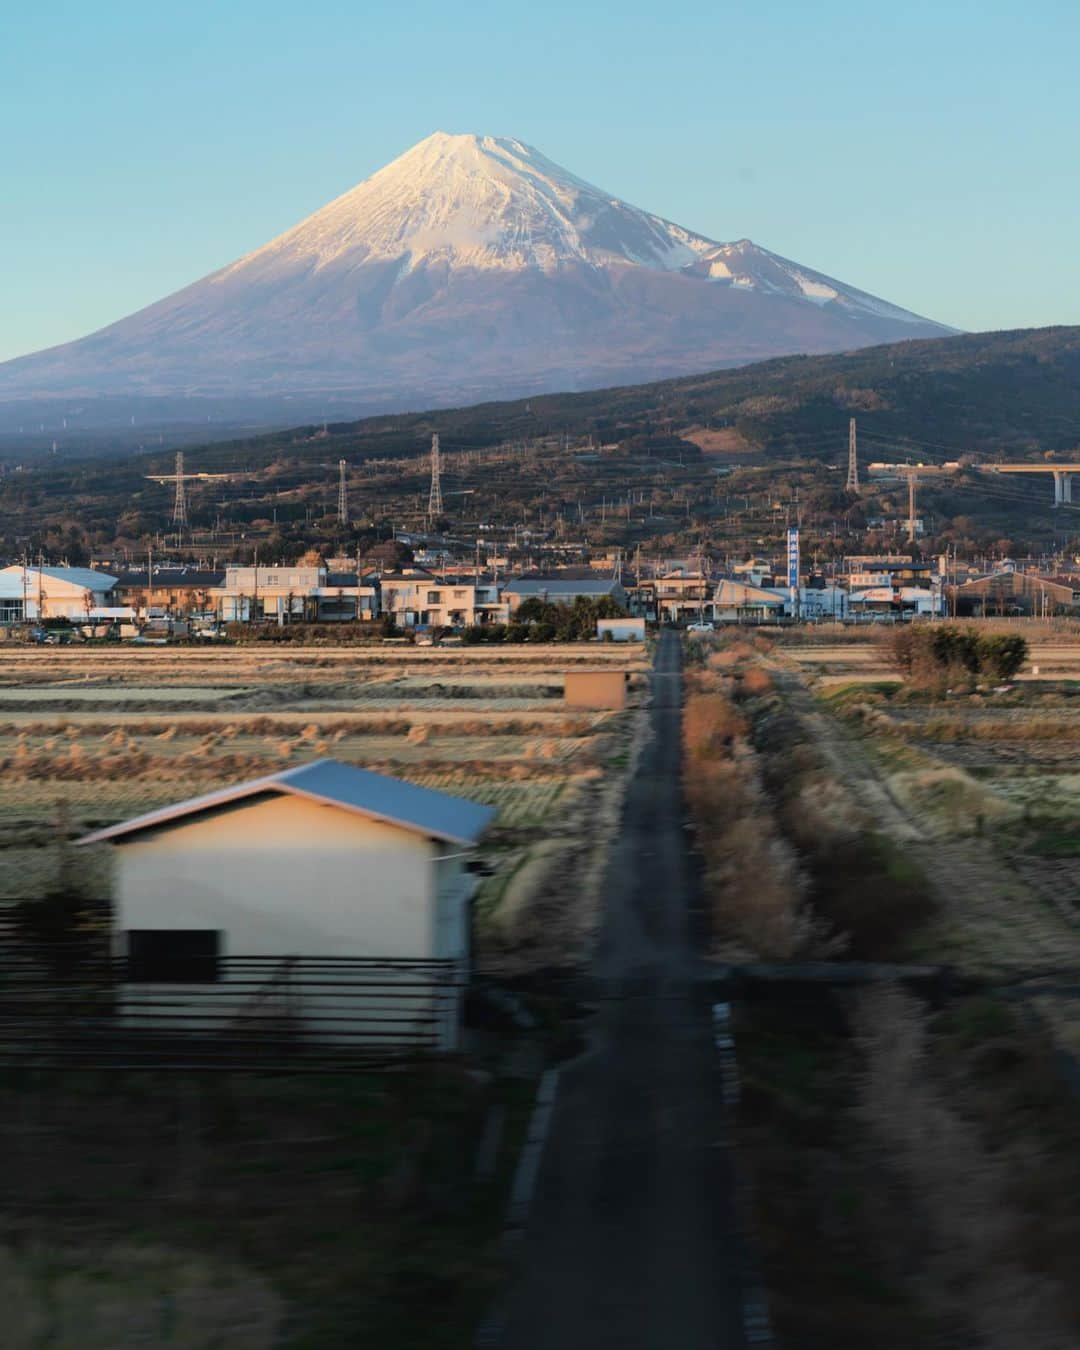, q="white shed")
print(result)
[77,760,495,1051]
